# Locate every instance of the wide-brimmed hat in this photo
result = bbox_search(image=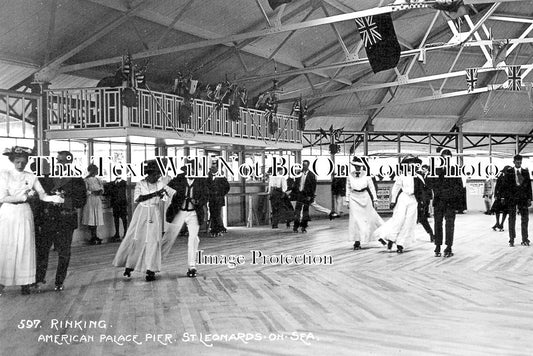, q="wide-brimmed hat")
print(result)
[3,146,33,158]
[350,156,366,167]
[401,155,422,165]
